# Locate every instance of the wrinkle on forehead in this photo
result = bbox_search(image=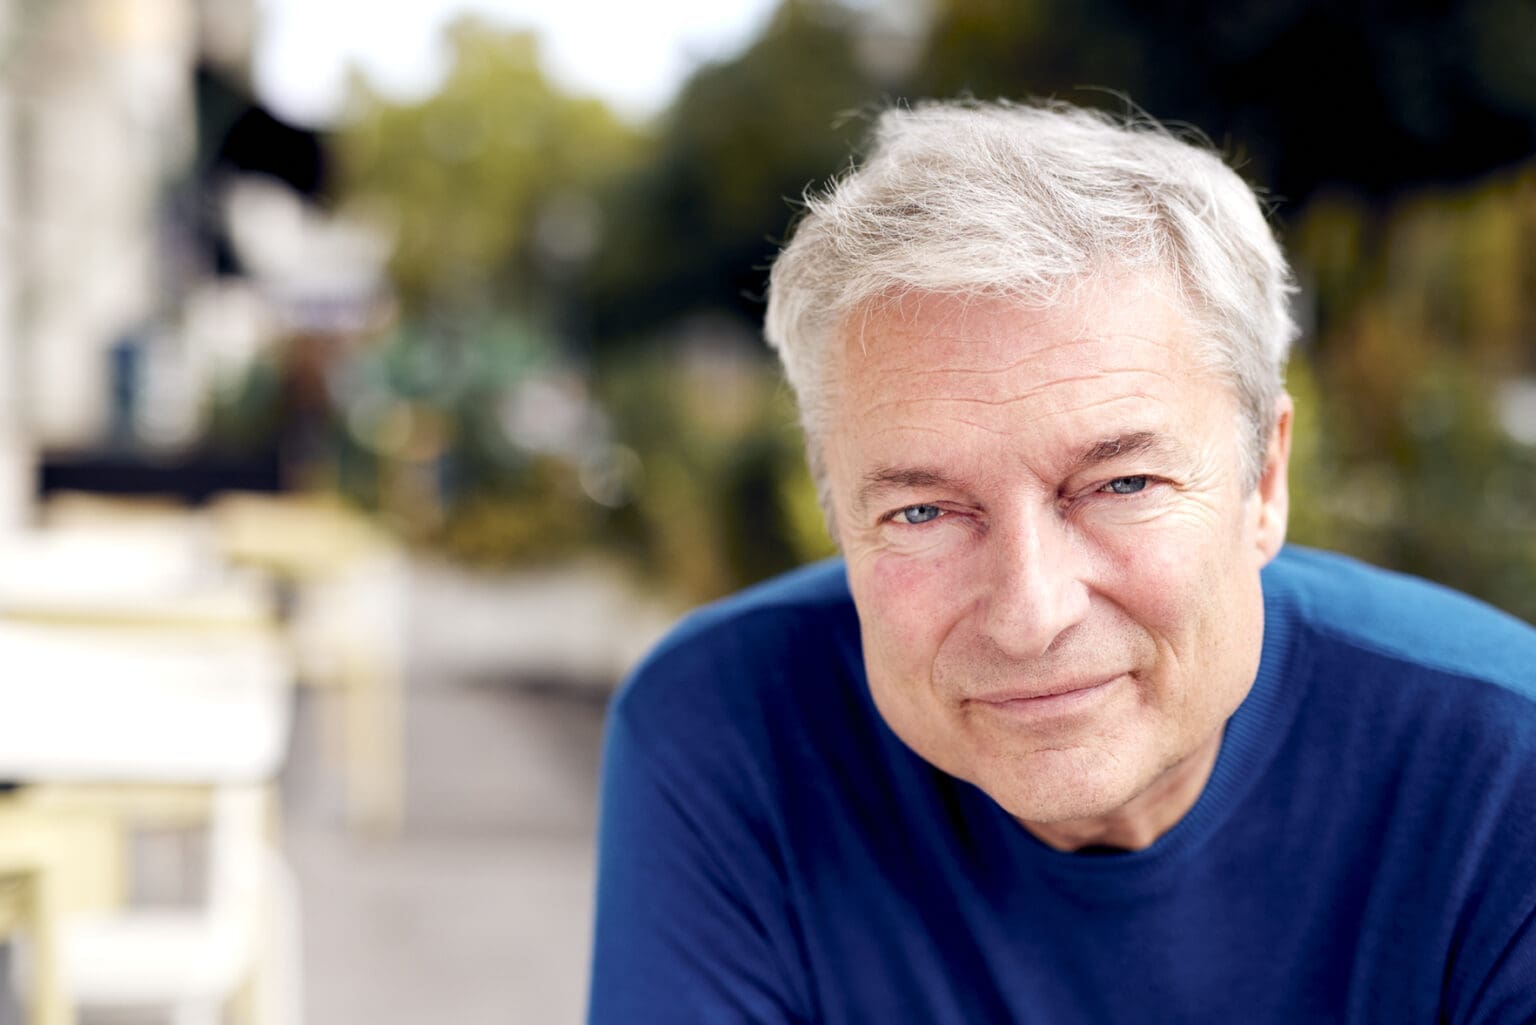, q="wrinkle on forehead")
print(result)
[824,278,1240,471]
[884,367,1180,402]
[845,330,1196,404]
[834,274,1202,383]
[831,312,1227,451]
[864,424,957,442]
[891,335,1116,378]
[854,370,1179,427]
